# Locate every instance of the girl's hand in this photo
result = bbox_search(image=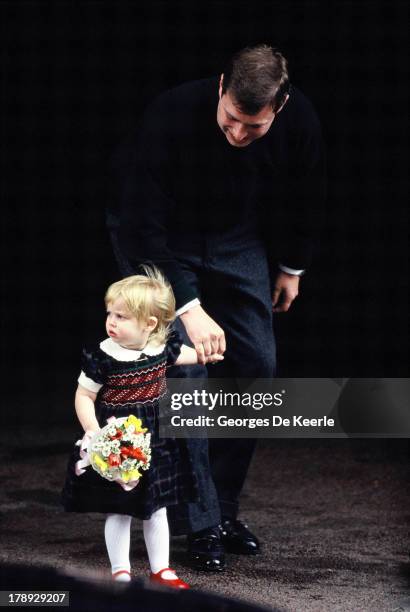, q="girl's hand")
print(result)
[175,345,224,366]
[204,353,224,365]
[86,427,101,436]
